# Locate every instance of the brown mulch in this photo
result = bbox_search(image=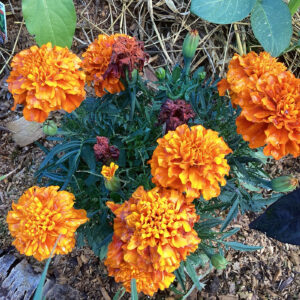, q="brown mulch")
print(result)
[1,1,300,299]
